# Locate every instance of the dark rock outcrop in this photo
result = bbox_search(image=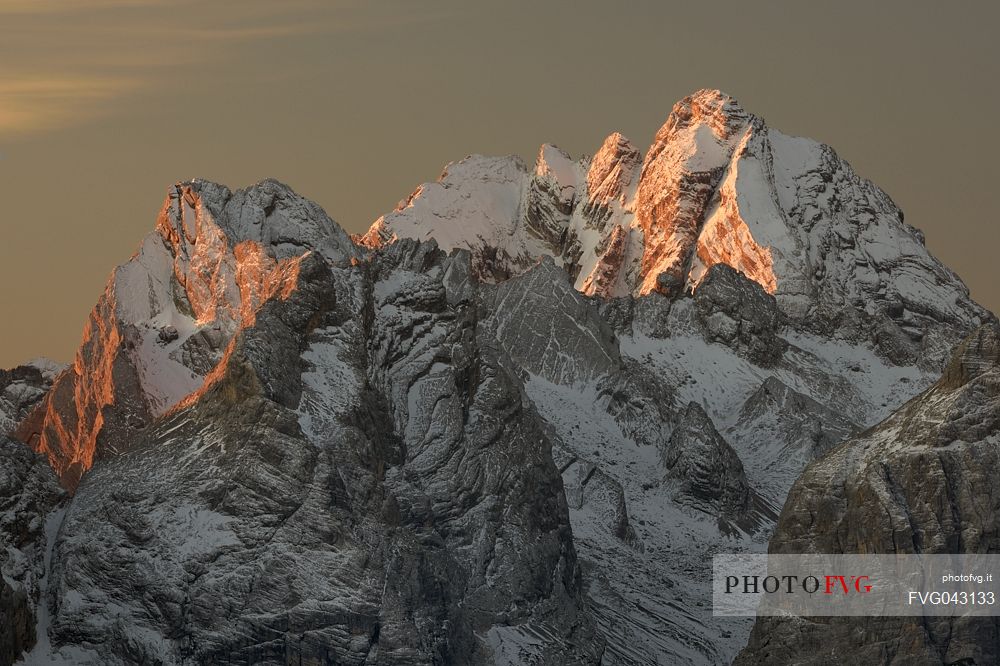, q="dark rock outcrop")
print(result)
[0,361,61,436]
[692,263,786,366]
[661,402,751,519]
